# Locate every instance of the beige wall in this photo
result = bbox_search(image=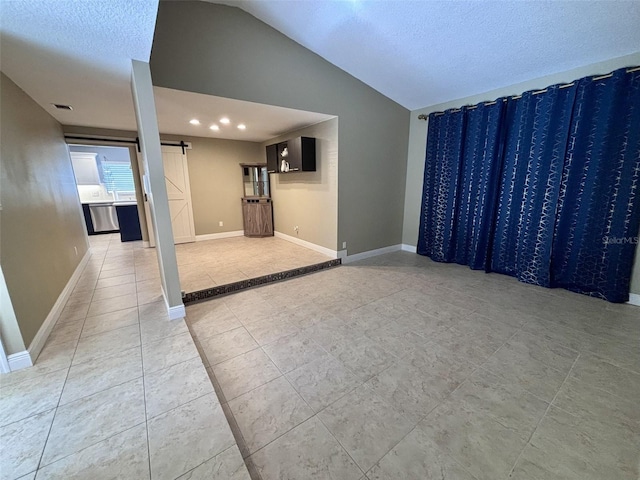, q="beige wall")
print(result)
[150,1,409,254]
[402,52,640,296]
[264,118,338,251]
[0,72,88,352]
[161,134,263,236]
